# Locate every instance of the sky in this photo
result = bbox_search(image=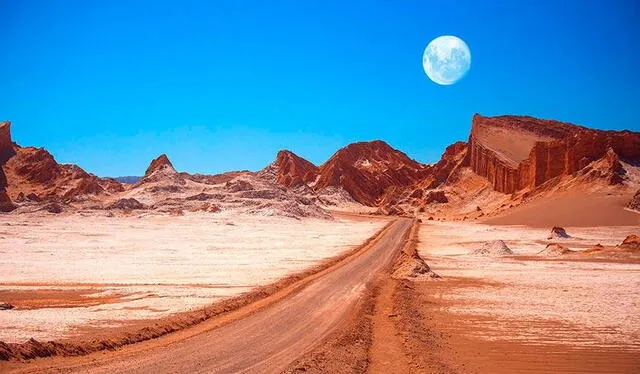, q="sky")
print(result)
[1,0,639,177]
